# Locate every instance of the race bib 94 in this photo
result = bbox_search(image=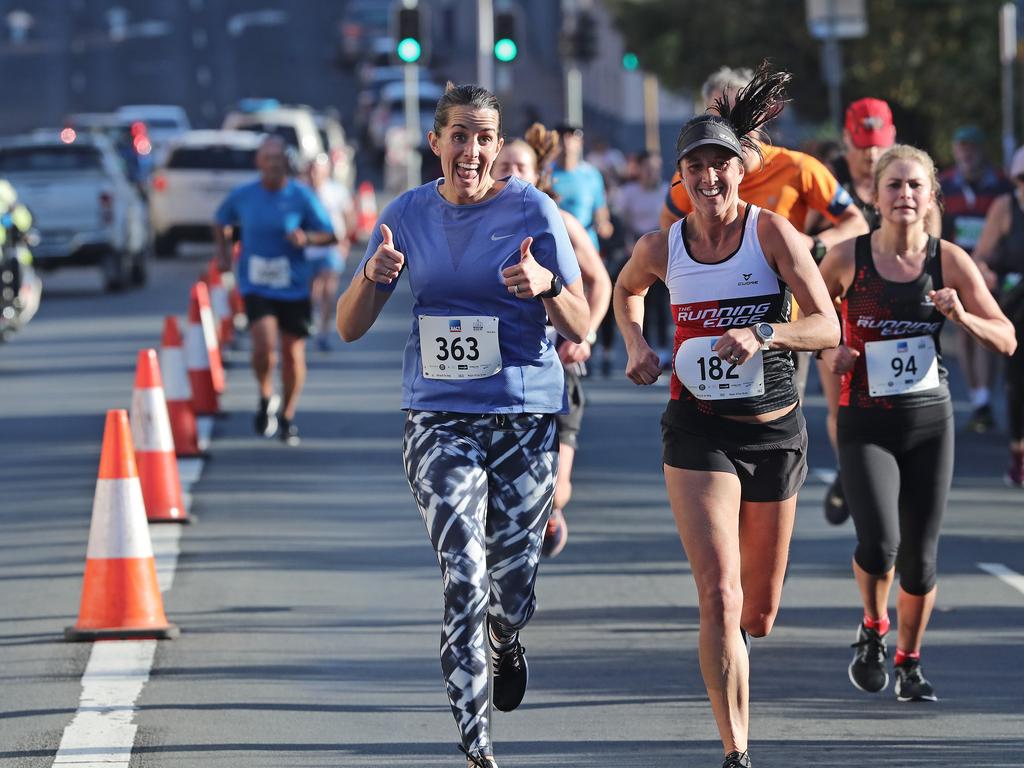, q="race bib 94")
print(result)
[418,315,501,380]
[865,335,939,397]
[674,336,765,400]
